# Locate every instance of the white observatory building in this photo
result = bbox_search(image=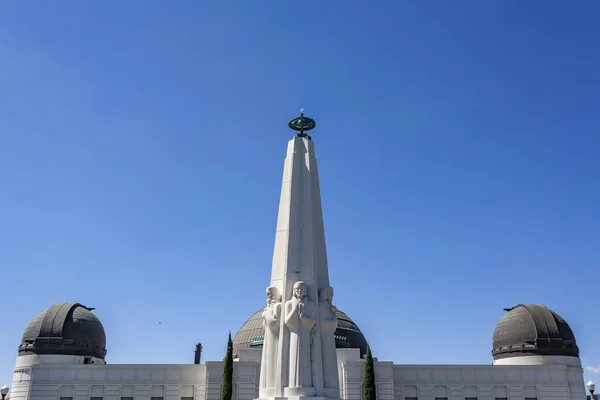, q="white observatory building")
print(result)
[9,111,588,400]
